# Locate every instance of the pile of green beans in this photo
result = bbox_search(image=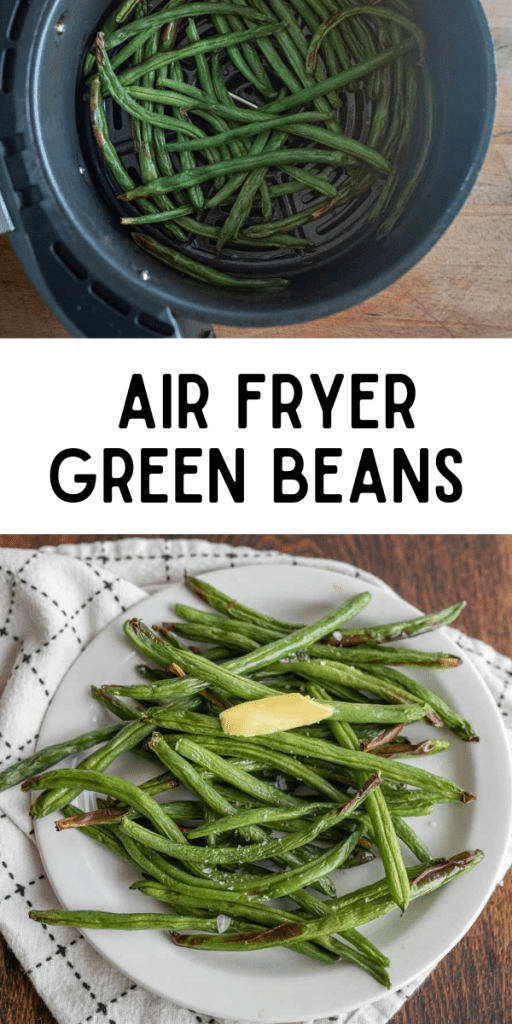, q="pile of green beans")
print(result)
[85,0,433,288]
[3,580,482,986]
